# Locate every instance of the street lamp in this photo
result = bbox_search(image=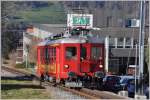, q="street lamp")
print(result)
[135,0,146,99]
